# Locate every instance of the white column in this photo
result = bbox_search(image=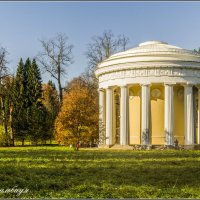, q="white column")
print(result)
[184,85,194,145]
[99,89,105,145]
[120,85,129,145]
[198,87,200,144]
[141,84,150,145]
[106,87,113,146]
[164,84,174,146]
